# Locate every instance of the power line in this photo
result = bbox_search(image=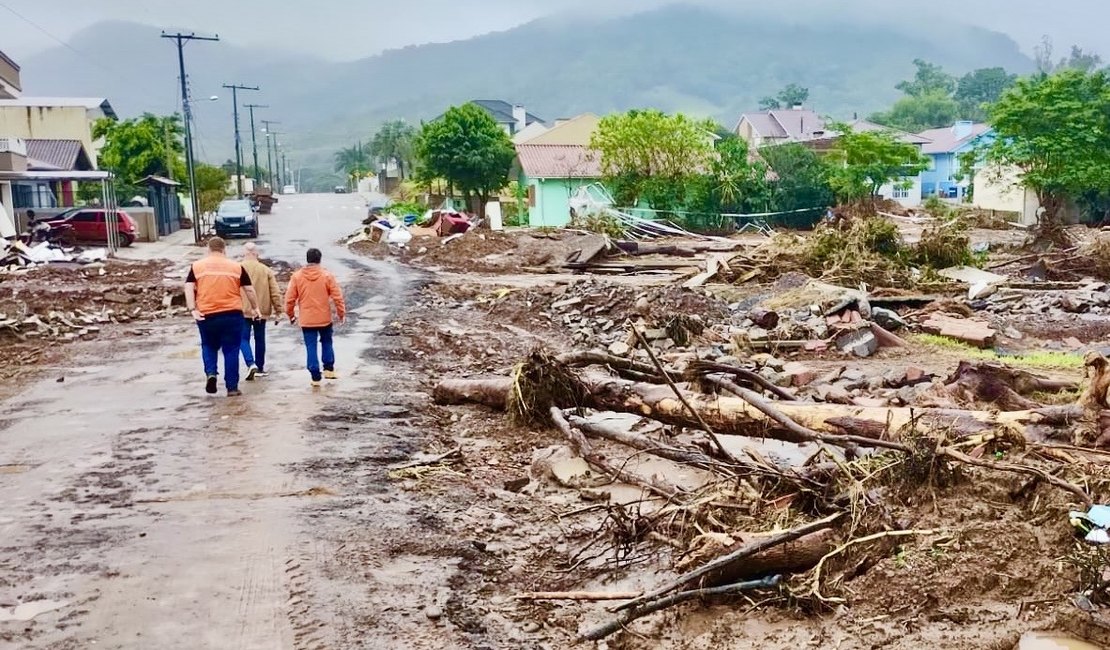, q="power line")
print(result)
[0,2,116,76]
[222,84,260,197]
